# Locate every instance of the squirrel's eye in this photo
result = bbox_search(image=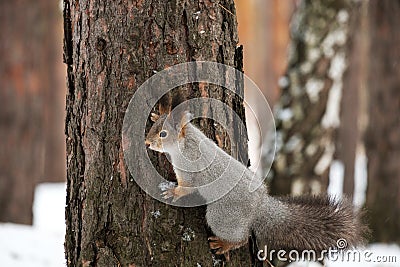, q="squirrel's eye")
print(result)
[159,130,168,138]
